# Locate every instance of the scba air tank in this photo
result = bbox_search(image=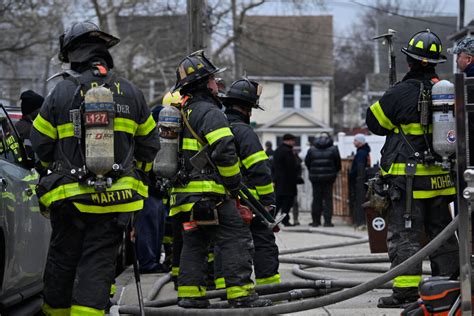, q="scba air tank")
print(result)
[153,106,182,179]
[84,86,115,178]
[431,80,455,168]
